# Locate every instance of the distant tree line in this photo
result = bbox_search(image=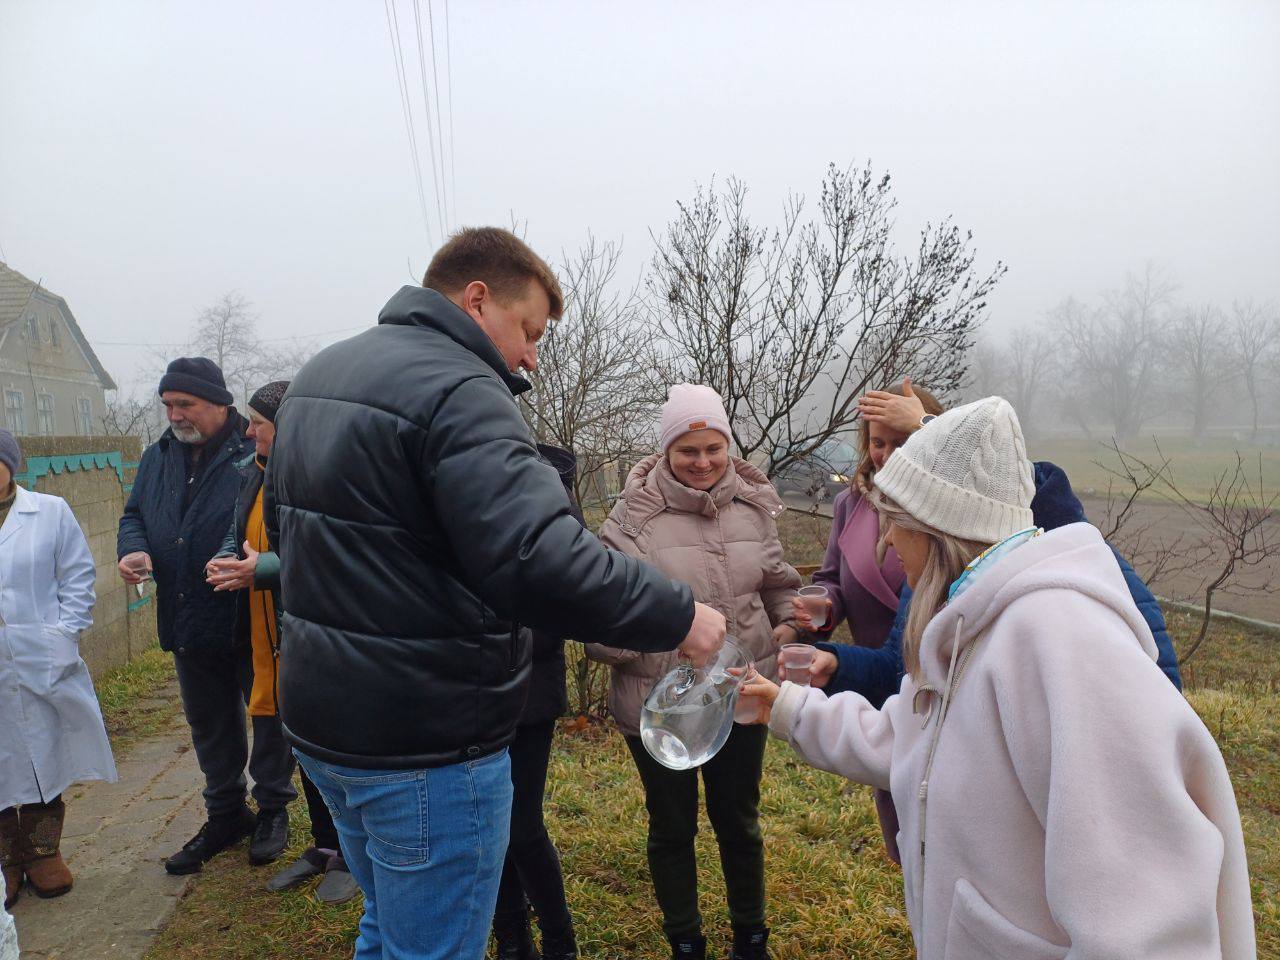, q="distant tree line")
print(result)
[966,265,1279,446]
